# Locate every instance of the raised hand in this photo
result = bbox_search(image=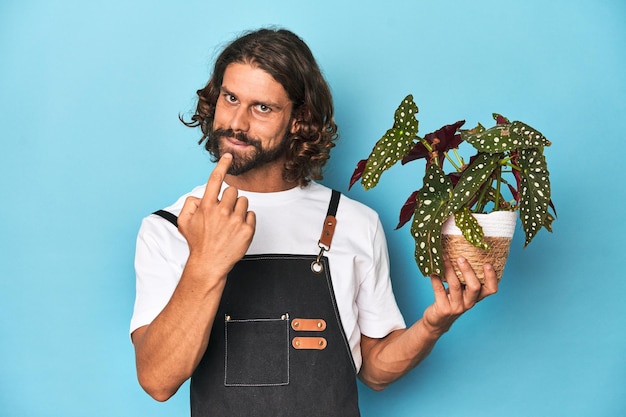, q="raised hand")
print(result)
[177,153,256,276]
